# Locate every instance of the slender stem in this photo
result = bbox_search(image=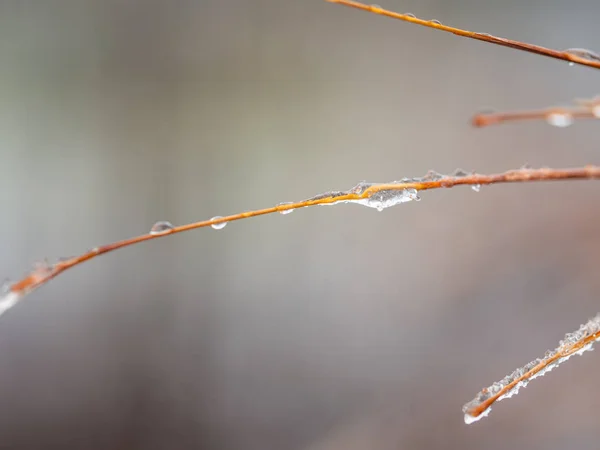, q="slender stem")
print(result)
[472,107,597,127]
[4,166,600,304]
[463,315,600,424]
[326,0,600,70]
